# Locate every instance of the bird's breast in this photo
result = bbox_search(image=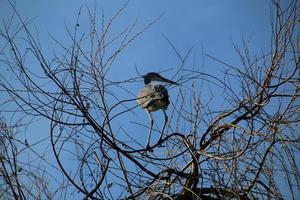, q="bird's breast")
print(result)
[136,84,170,112]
